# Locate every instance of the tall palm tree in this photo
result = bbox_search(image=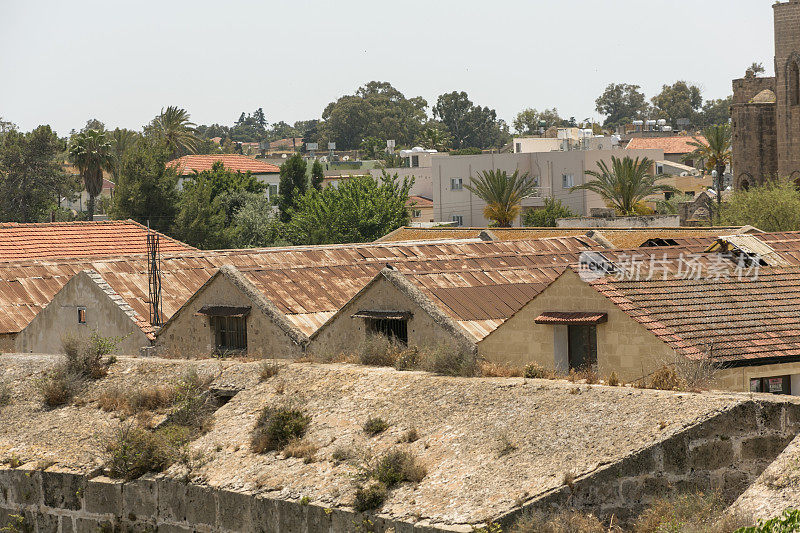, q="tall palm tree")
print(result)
[153,106,199,156]
[685,124,732,224]
[465,169,539,227]
[68,129,113,219]
[571,156,678,216]
[109,128,138,182]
